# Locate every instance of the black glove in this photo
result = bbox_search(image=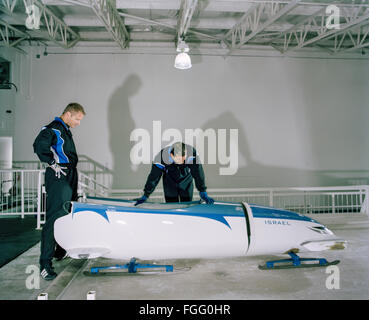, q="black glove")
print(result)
[200,192,214,204]
[134,195,148,206]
